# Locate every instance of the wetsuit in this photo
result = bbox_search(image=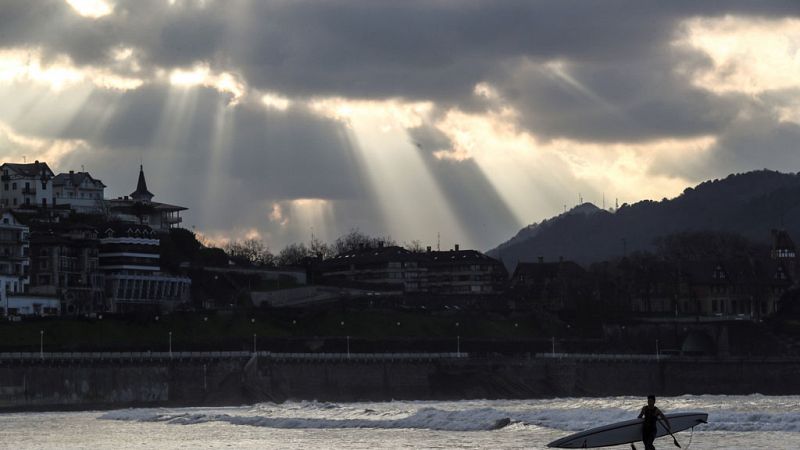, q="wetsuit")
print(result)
[640,406,659,450]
